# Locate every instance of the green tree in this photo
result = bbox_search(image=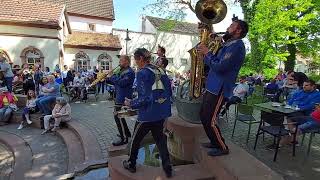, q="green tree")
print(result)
[245,0,319,71]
